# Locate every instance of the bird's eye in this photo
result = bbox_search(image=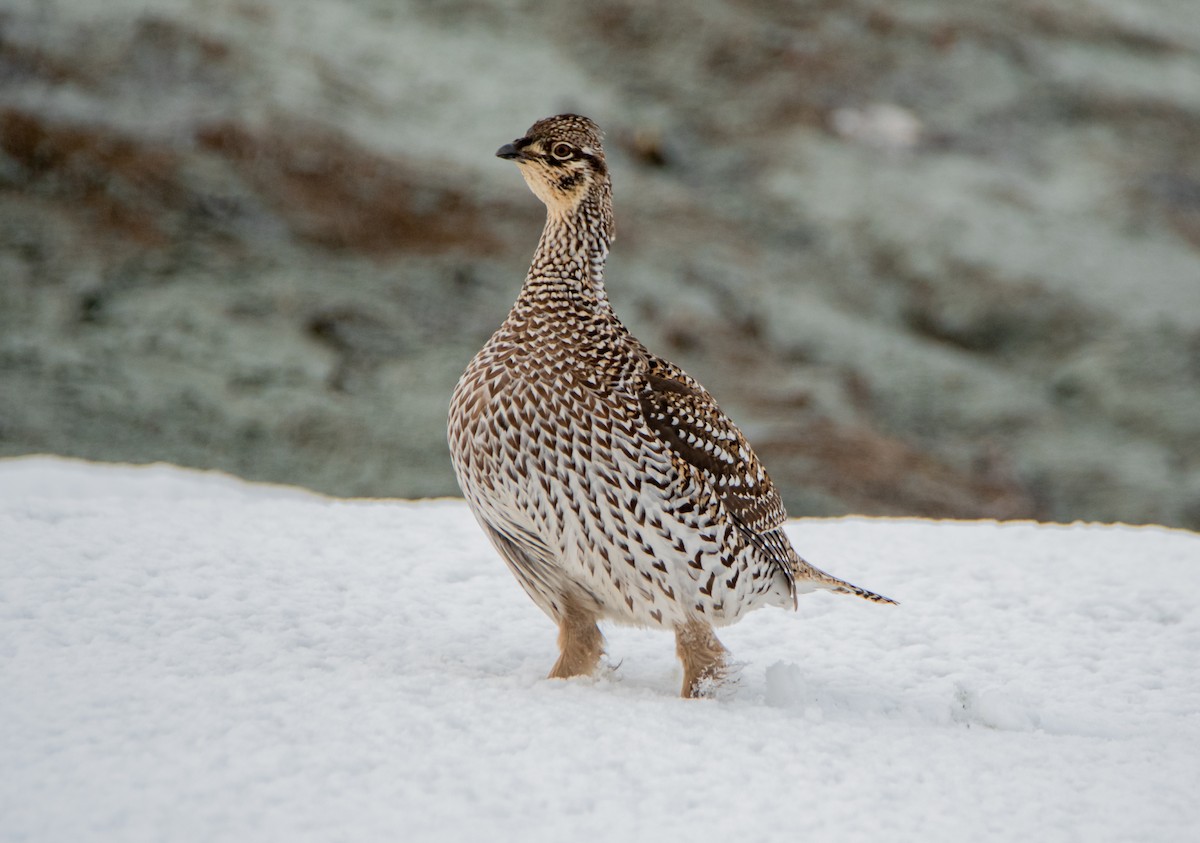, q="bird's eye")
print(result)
[550,142,574,160]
